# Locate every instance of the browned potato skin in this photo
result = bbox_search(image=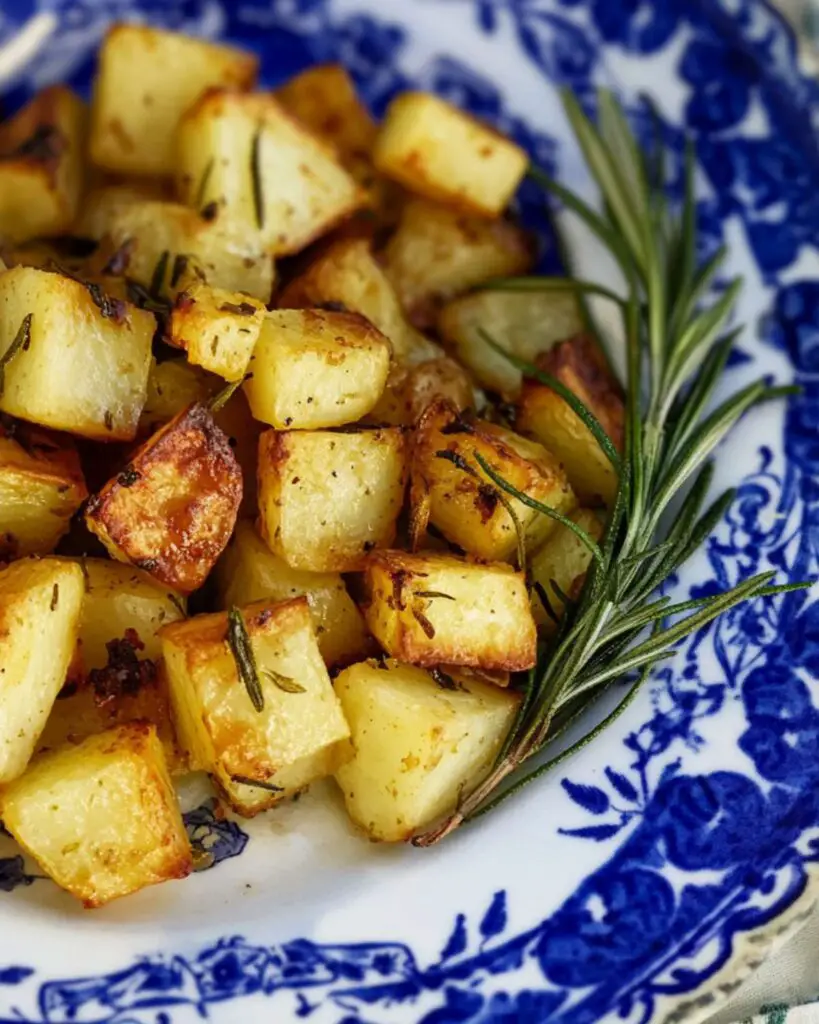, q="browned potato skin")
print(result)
[517,334,624,506]
[365,357,476,427]
[84,403,242,593]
